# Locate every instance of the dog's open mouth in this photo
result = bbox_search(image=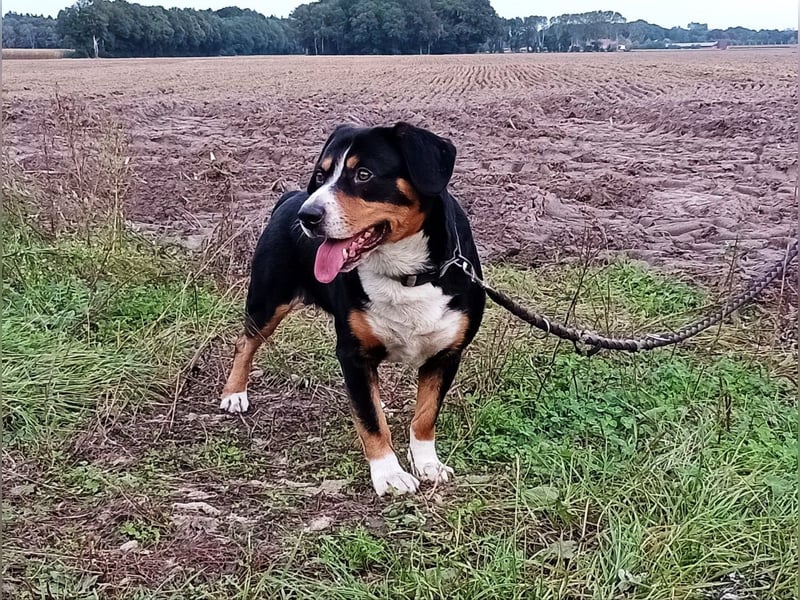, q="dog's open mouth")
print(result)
[314,222,390,283]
